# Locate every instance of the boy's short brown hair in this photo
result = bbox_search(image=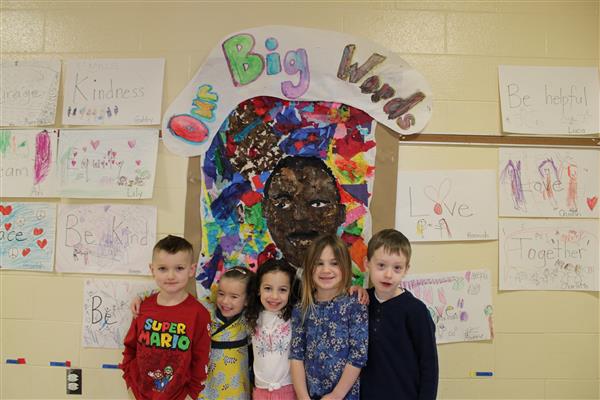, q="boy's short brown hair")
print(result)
[367,229,412,263]
[153,235,193,262]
